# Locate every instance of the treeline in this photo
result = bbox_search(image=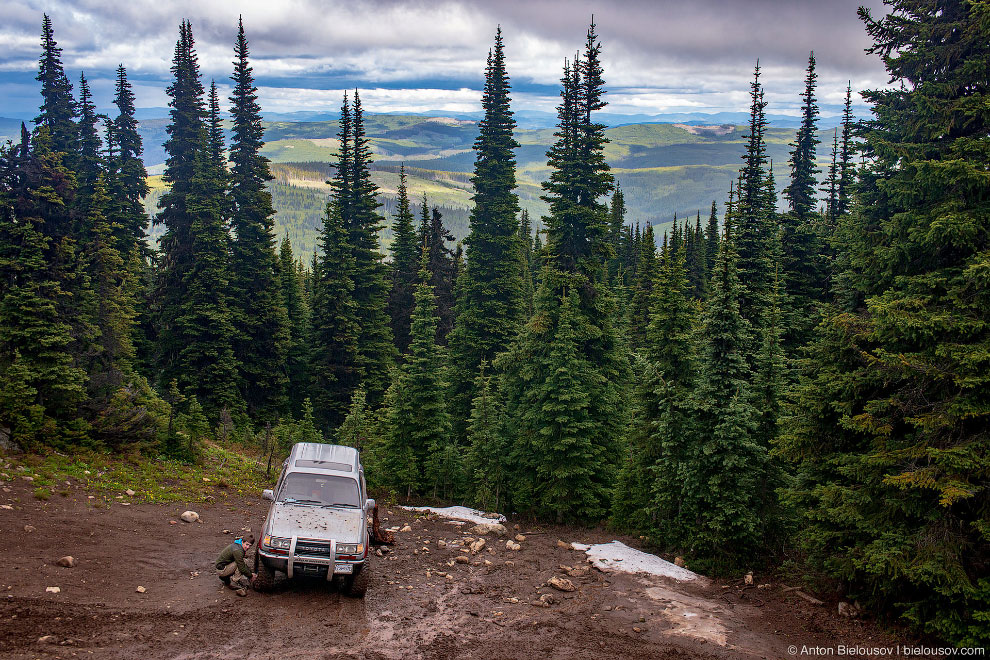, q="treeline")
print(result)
[0,3,987,646]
